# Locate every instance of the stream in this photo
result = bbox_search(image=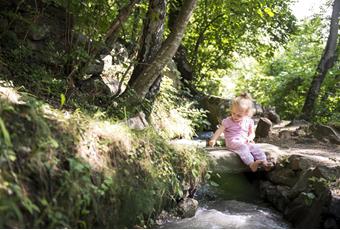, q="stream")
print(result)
[159,172,291,229]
